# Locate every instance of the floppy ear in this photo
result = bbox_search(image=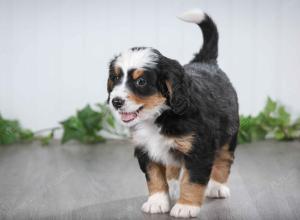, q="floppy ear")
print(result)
[158,56,191,115]
[106,57,118,104]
